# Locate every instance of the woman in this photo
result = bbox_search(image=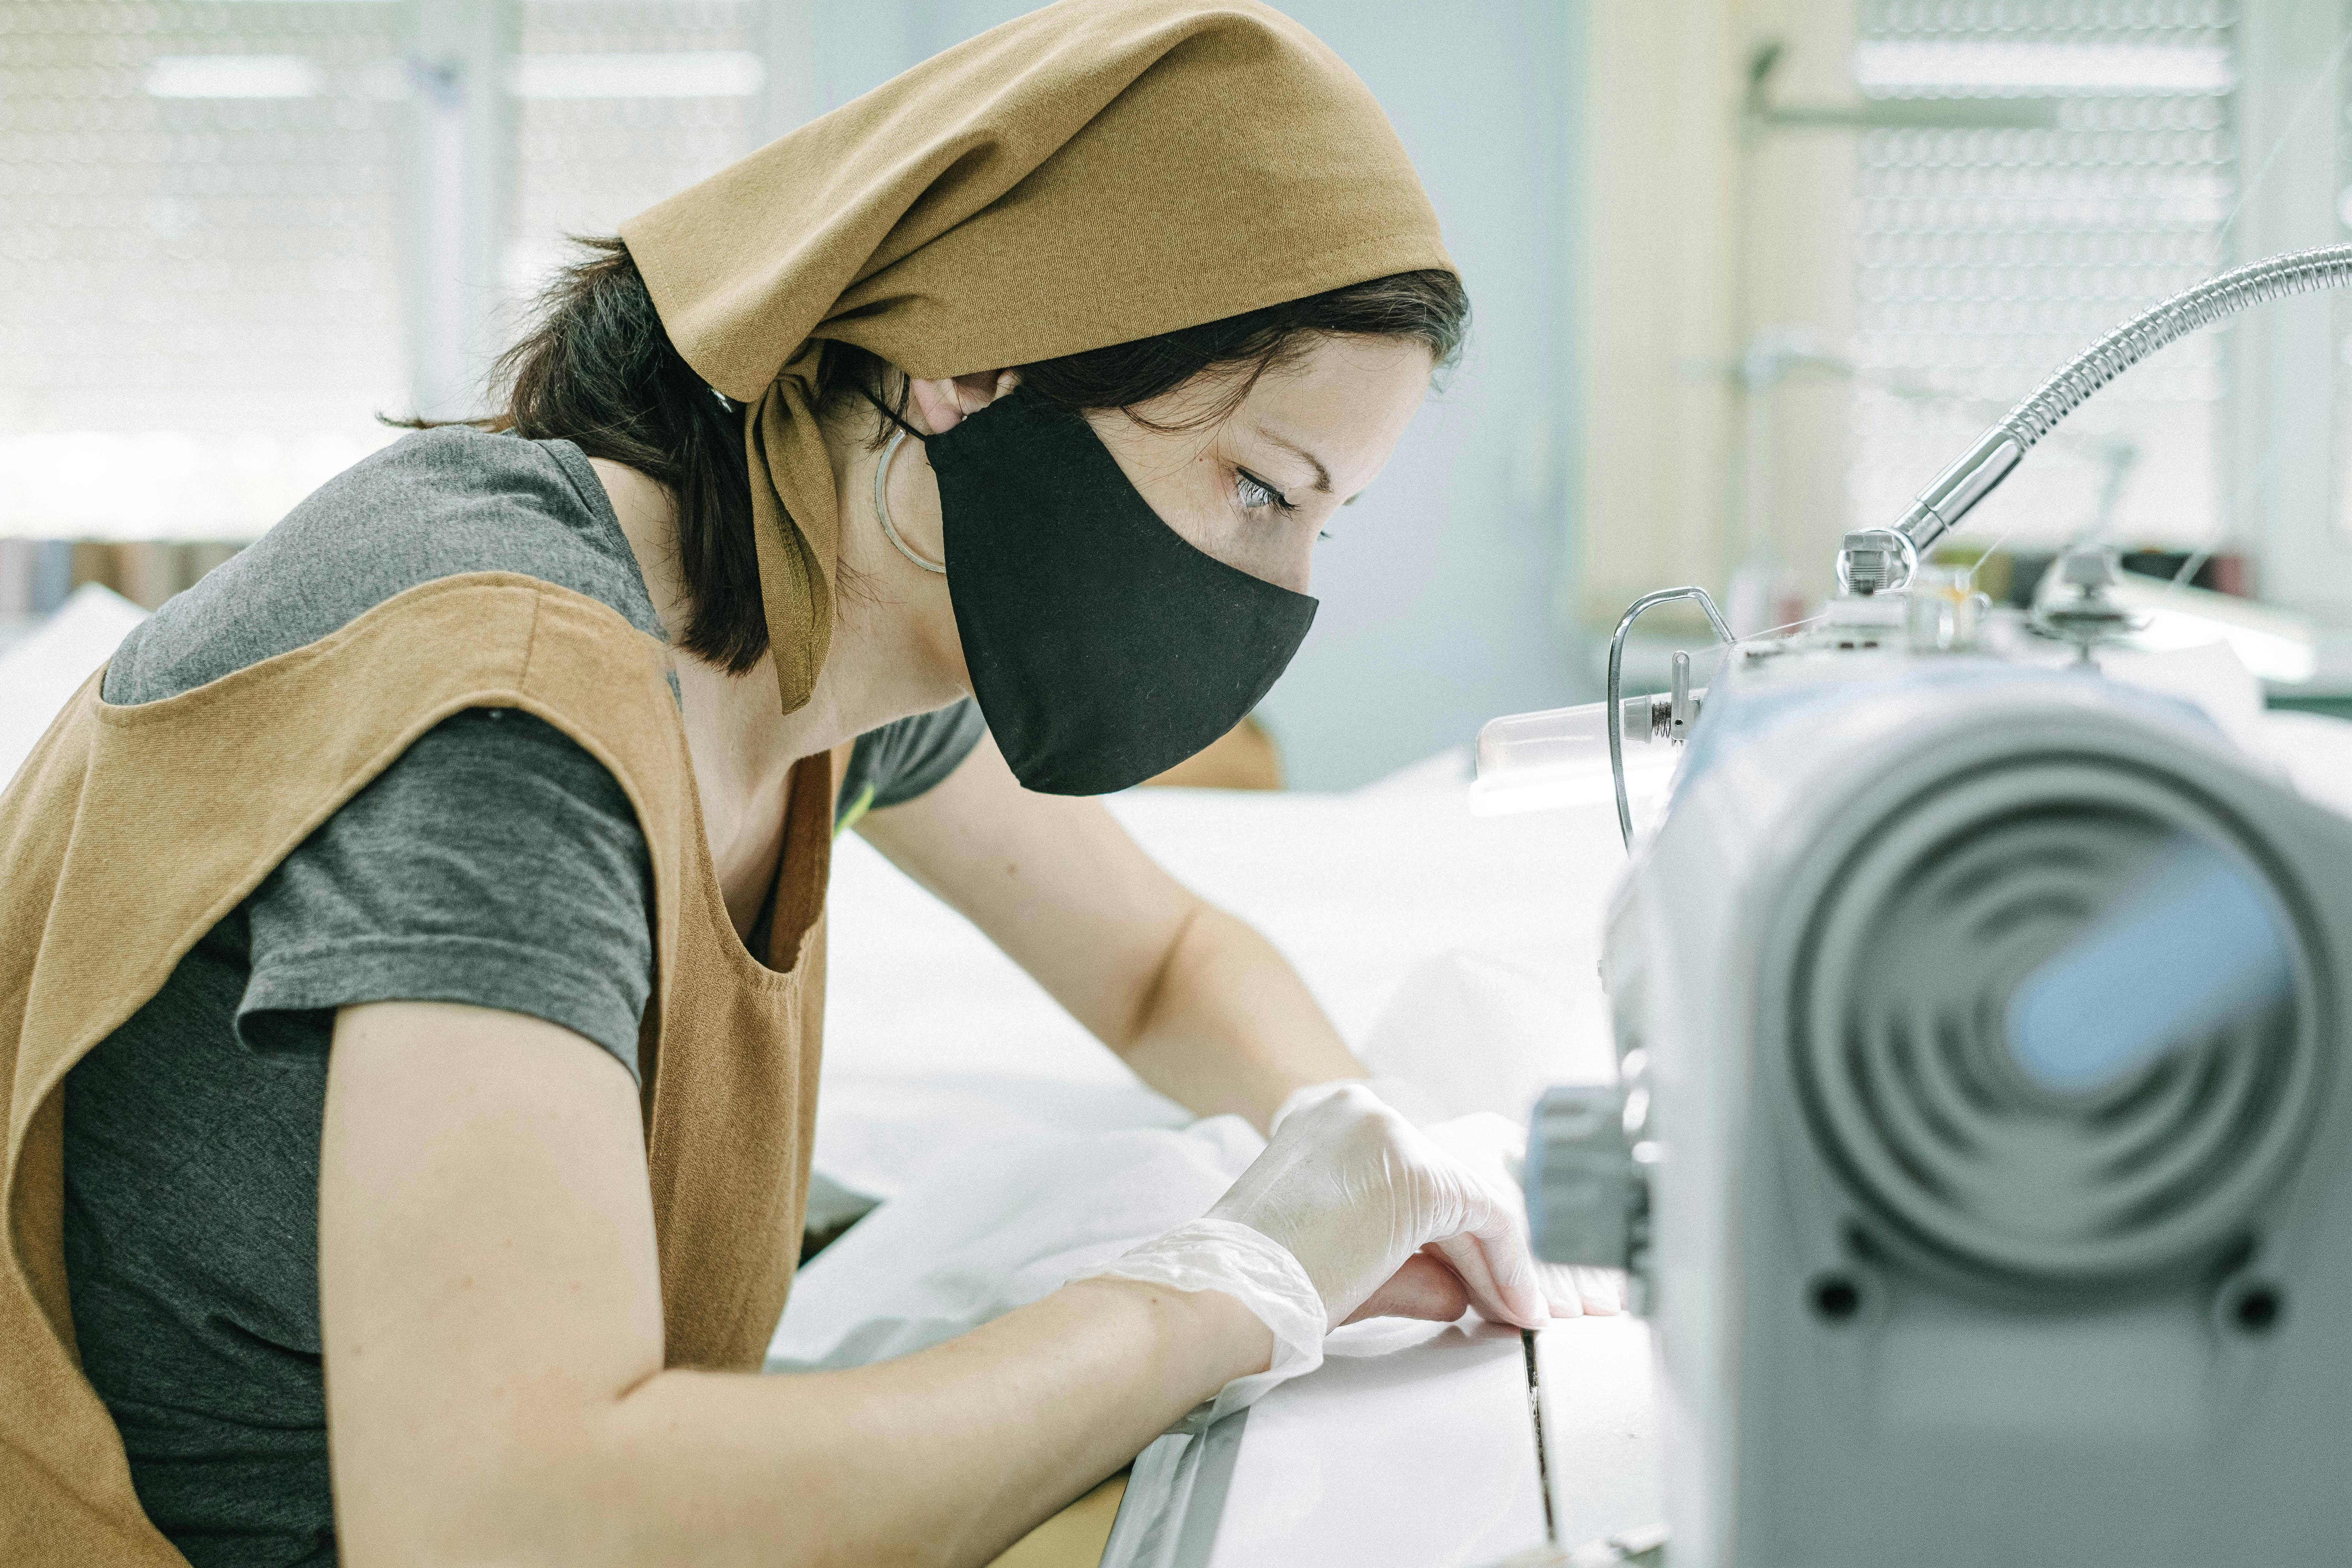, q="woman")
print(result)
[0,3,1607,1564]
